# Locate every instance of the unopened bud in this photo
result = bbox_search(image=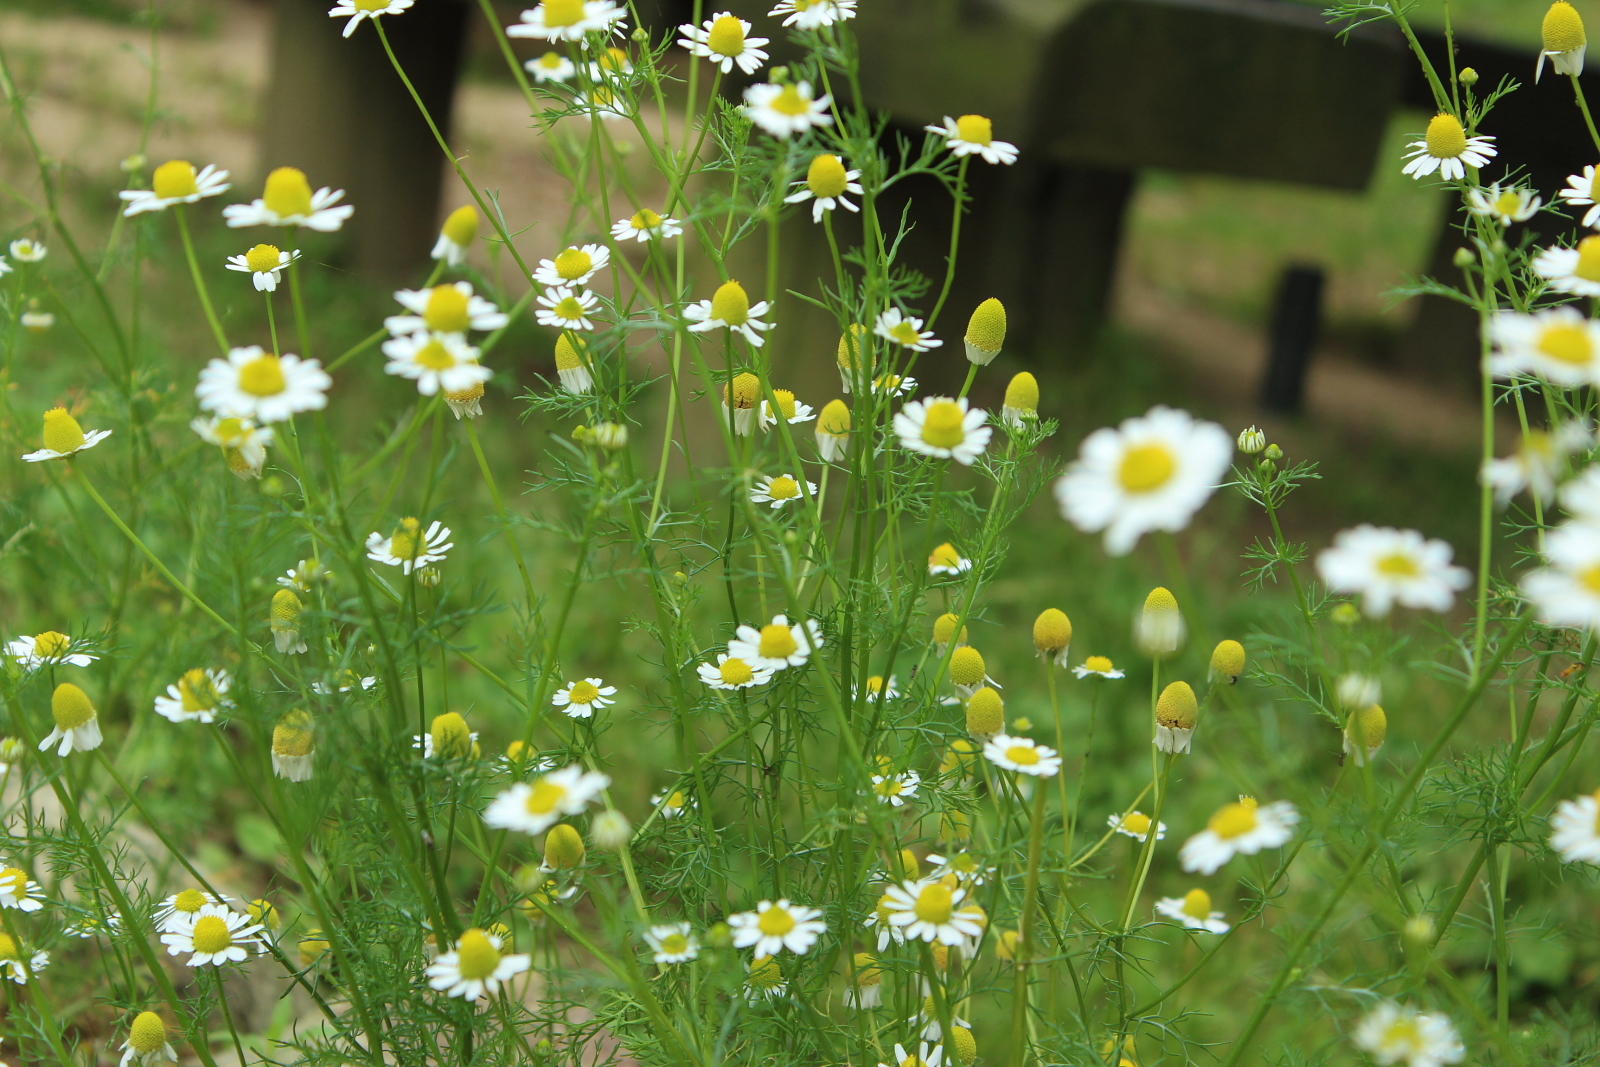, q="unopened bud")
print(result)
[1262,443,1283,462]
[1459,67,1479,86]
[1237,426,1266,454]
[1453,246,1476,268]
